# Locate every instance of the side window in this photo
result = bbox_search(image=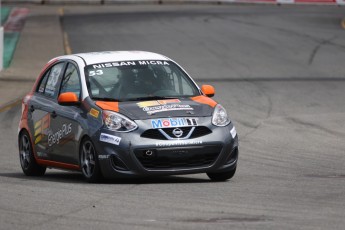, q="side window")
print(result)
[44,63,65,98]
[180,77,195,95]
[37,70,50,94]
[60,63,81,98]
[165,67,195,96]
